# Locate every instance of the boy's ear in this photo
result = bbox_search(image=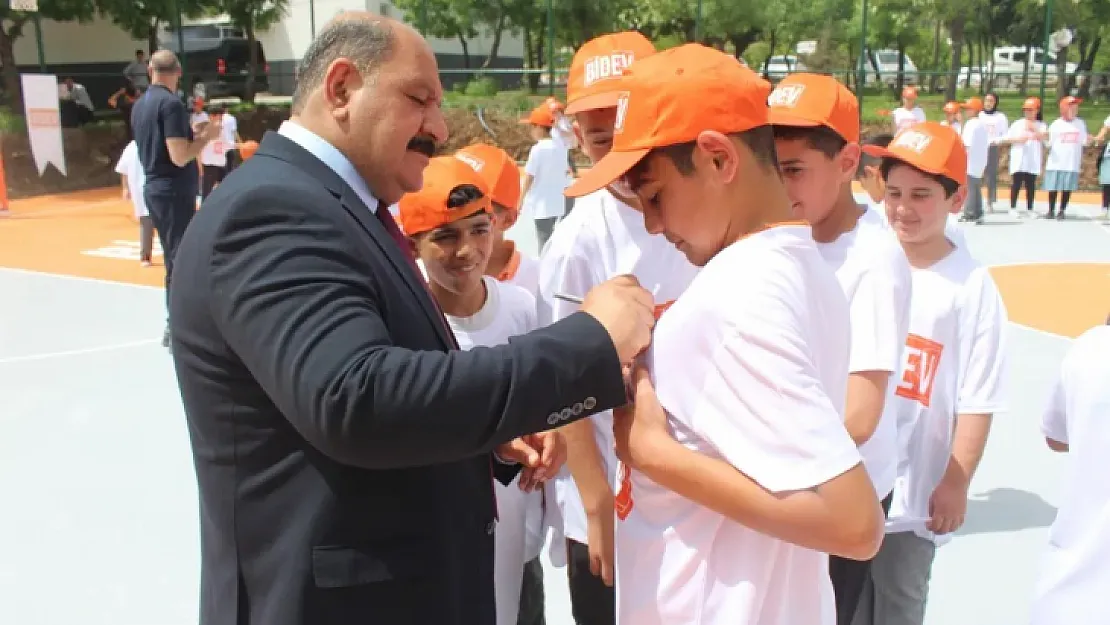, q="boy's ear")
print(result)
[948,185,969,214]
